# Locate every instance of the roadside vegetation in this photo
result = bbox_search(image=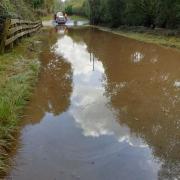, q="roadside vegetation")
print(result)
[62,0,180,29]
[7,0,178,32]
[41,14,53,21]
[64,0,87,16]
[62,0,180,49]
[0,35,41,176]
[0,0,36,20]
[117,30,180,49]
[0,0,61,19]
[85,0,180,29]
[95,26,180,49]
[69,15,88,21]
